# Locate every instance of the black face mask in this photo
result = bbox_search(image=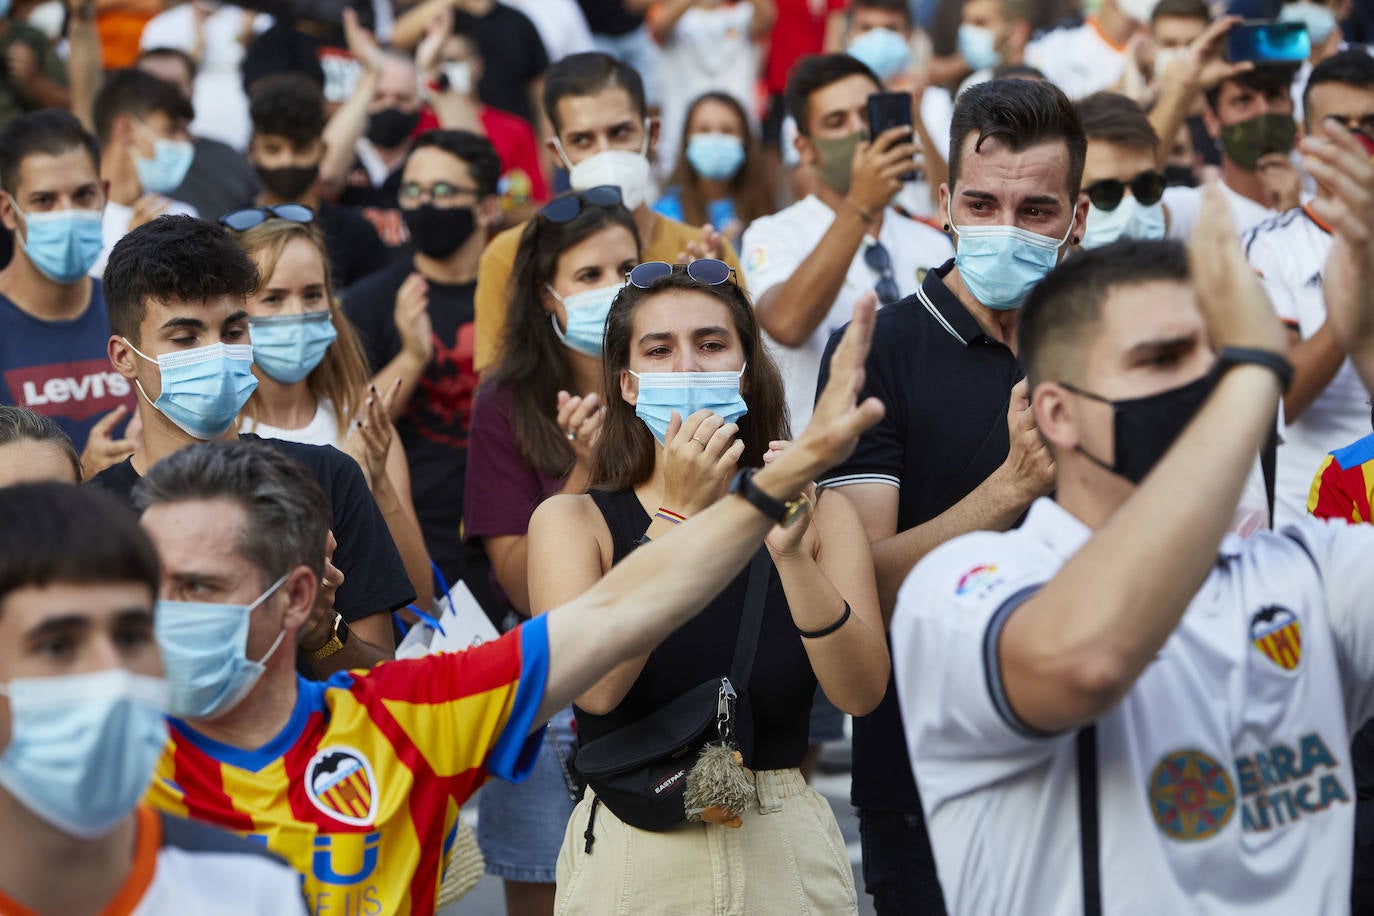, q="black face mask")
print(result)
[366,108,419,148]
[1162,164,1198,188]
[1060,370,1218,485]
[402,204,476,258]
[255,163,320,201]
